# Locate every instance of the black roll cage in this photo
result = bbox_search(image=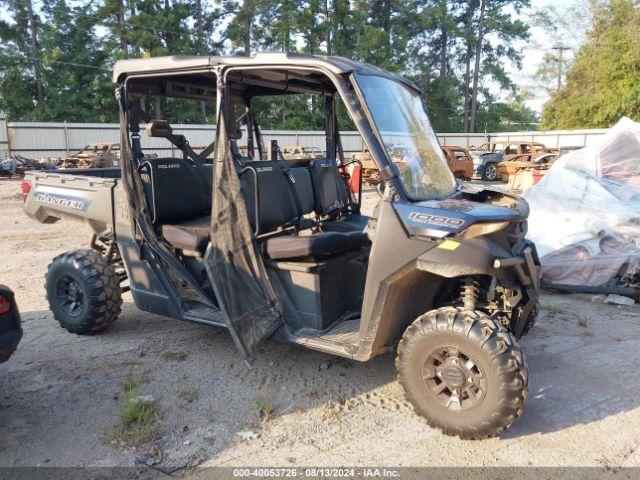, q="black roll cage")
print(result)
[115,64,403,305]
